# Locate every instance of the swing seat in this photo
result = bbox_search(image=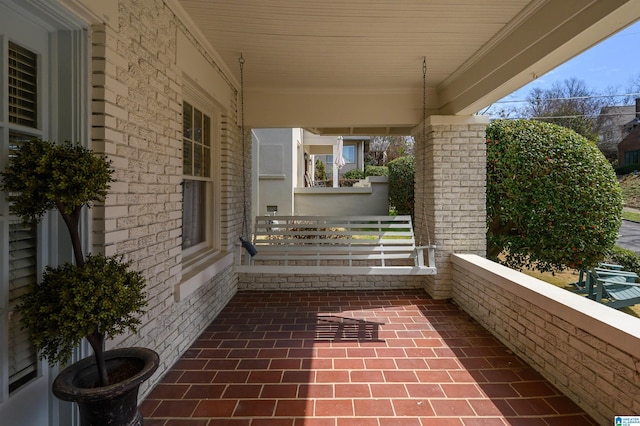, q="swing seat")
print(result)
[235,215,436,275]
